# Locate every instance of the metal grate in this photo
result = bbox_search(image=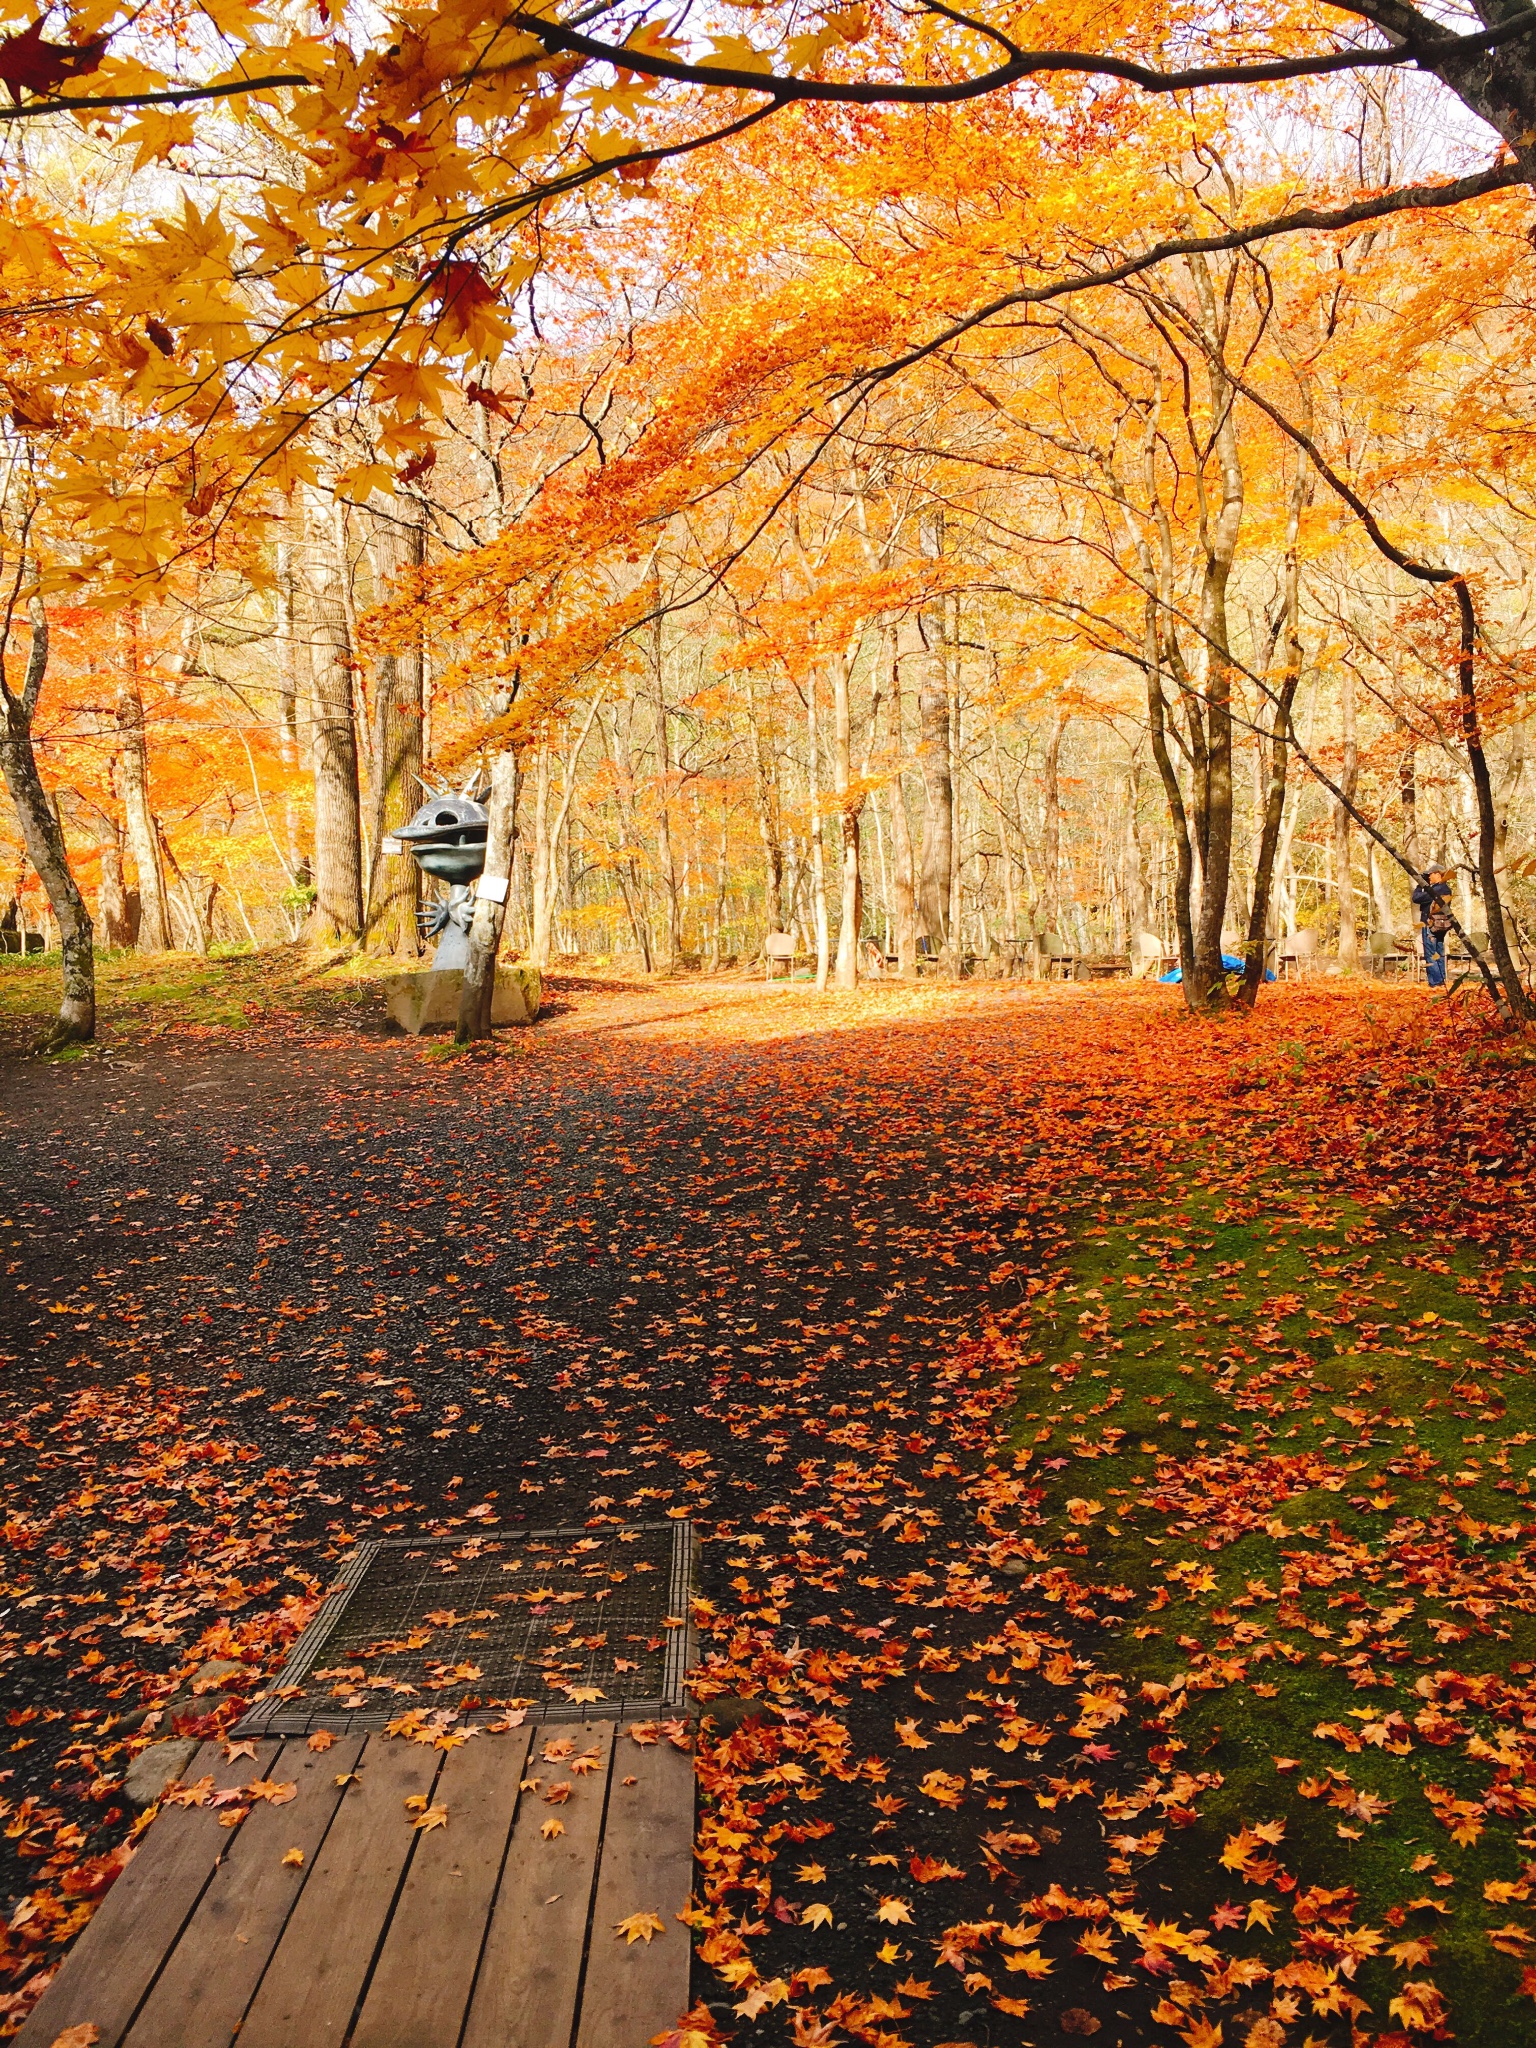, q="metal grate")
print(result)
[237,1520,696,1736]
